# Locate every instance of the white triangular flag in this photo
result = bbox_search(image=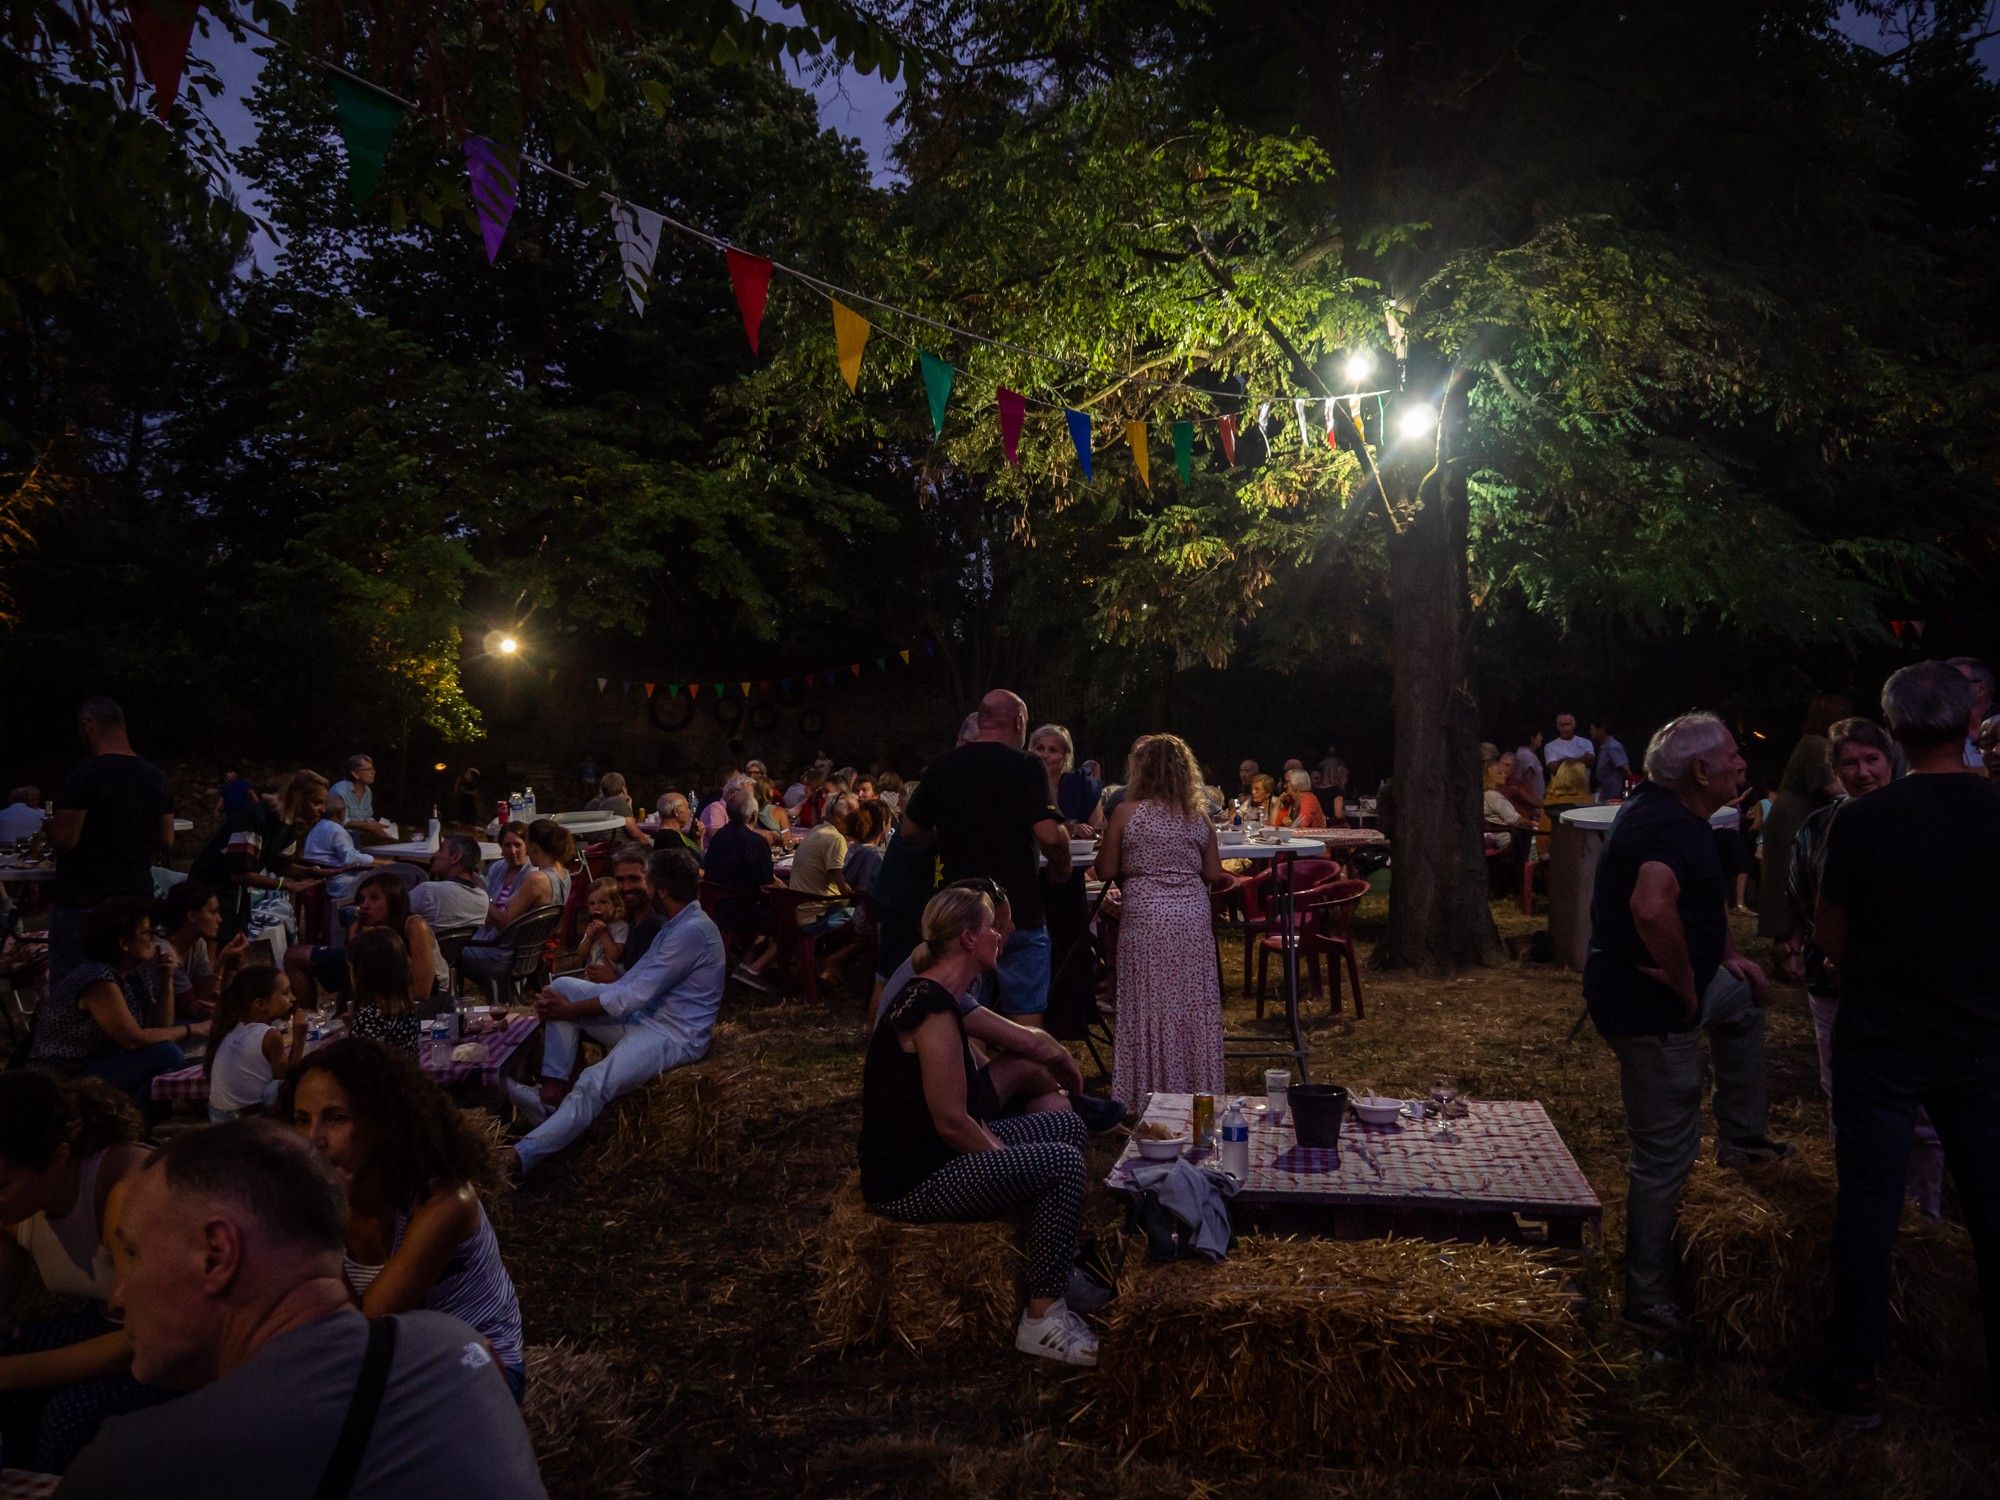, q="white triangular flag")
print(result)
[1295,399,1312,450]
[1324,398,1339,443]
[612,202,665,315]
[596,677,608,693]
